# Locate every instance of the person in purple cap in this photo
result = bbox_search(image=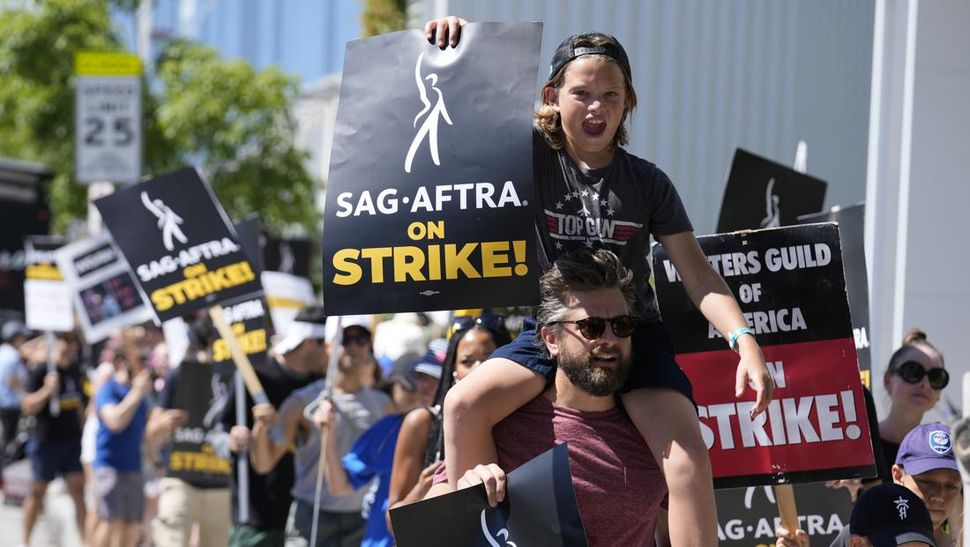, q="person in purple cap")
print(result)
[826,423,960,546]
[891,423,962,546]
[422,16,774,544]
